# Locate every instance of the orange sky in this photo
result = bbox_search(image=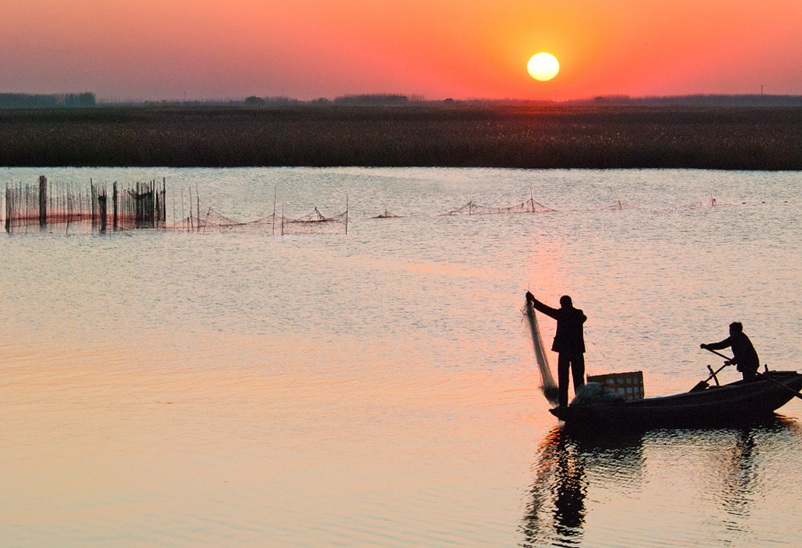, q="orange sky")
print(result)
[2,0,801,101]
